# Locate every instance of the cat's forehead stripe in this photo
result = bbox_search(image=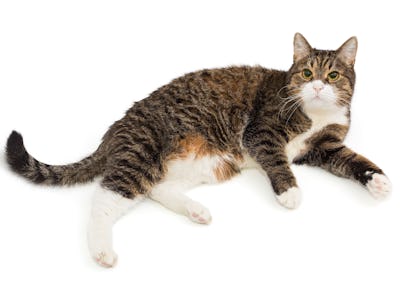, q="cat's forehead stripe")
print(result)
[308,50,336,69]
